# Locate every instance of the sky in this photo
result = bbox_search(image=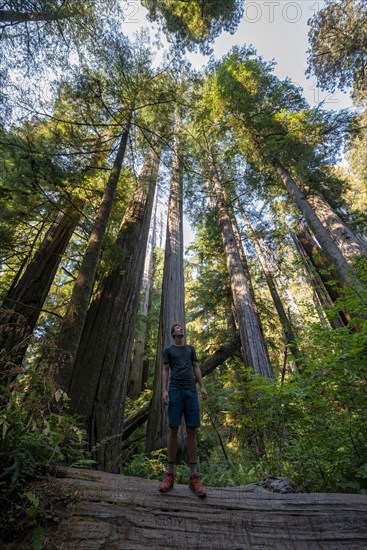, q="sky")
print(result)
[123,0,351,110]
[122,1,352,248]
